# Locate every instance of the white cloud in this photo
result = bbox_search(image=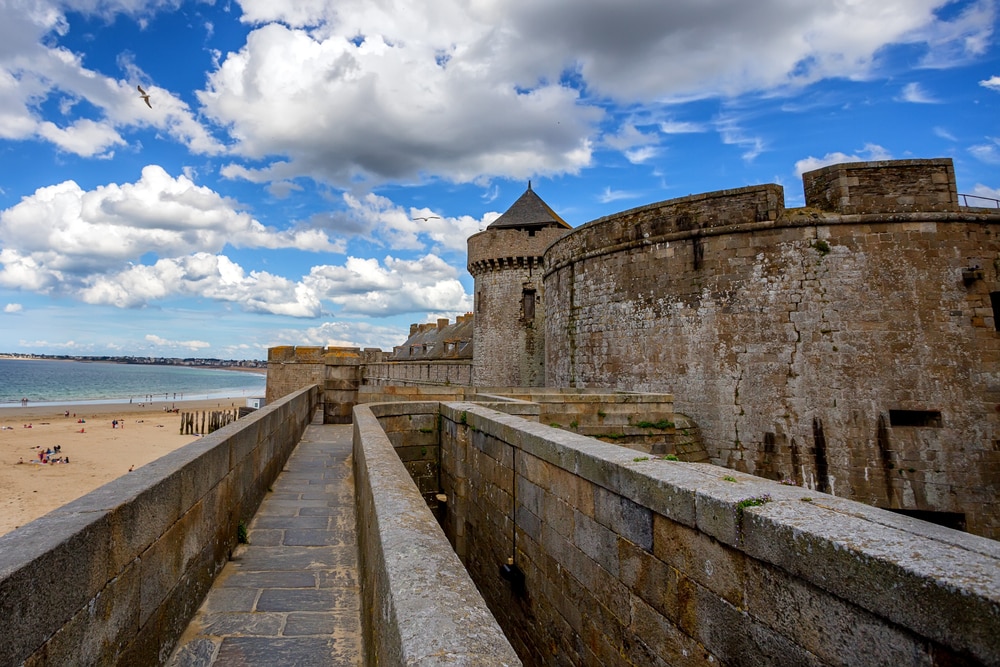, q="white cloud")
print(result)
[341,192,485,253]
[145,334,211,351]
[967,184,1000,206]
[3,0,990,191]
[278,320,410,351]
[660,120,707,135]
[599,187,640,204]
[934,126,957,141]
[198,0,988,188]
[716,116,765,162]
[0,3,223,158]
[303,254,472,317]
[899,82,938,103]
[0,165,343,278]
[794,144,893,176]
[981,75,1000,91]
[969,137,1000,164]
[4,303,22,313]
